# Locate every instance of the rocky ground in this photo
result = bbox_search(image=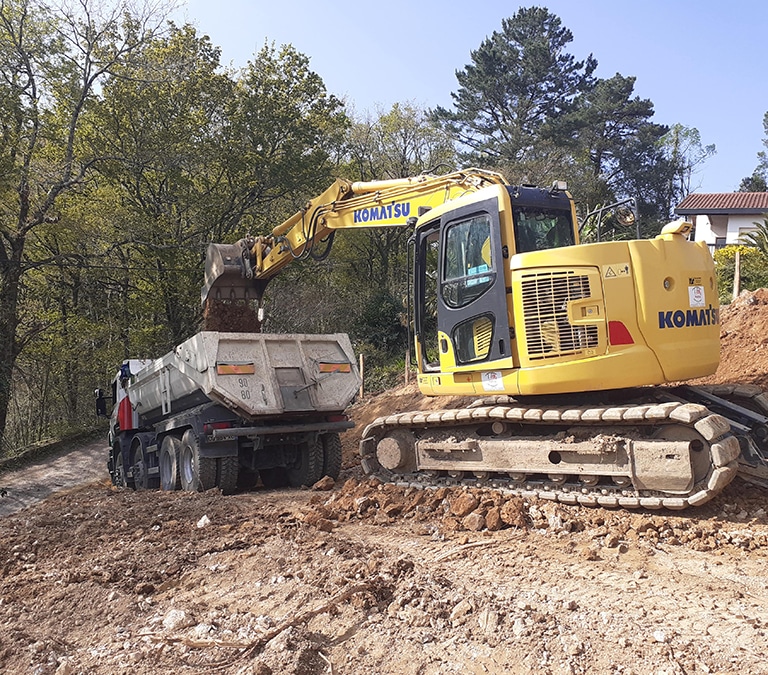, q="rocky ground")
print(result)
[2,289,768,675]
